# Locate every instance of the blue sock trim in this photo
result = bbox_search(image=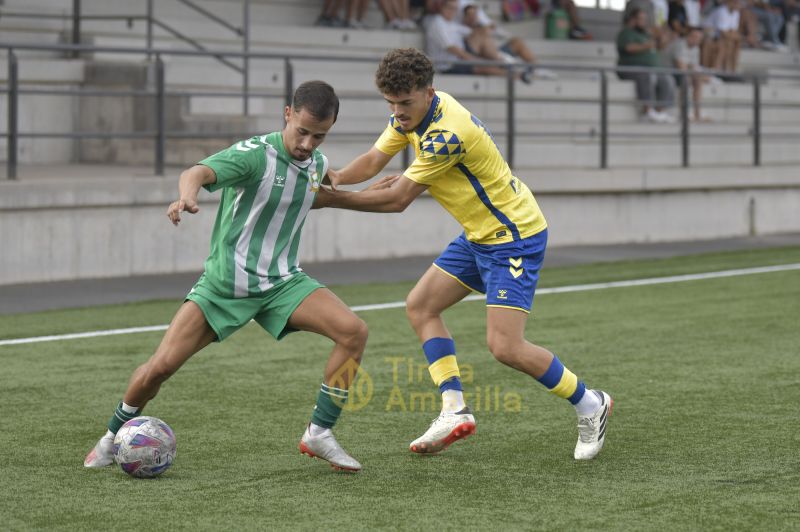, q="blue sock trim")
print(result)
[422,337,456,364]
[537,355,564,389]
[439,377,463,393]
[567,381,586,405]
